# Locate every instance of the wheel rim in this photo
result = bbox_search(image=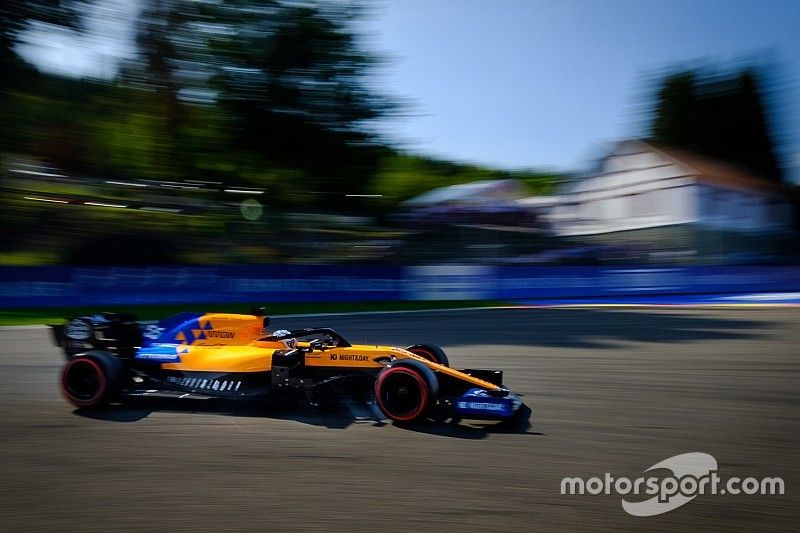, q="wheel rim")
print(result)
[62,359,106,405]
[377,368,428,421]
